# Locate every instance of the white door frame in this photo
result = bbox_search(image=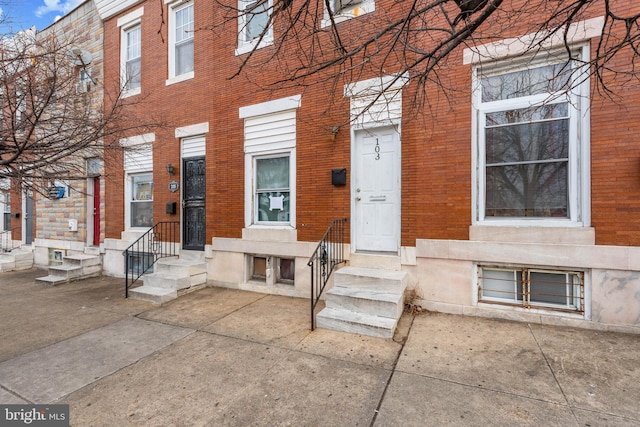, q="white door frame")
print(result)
[350,125,401,254]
